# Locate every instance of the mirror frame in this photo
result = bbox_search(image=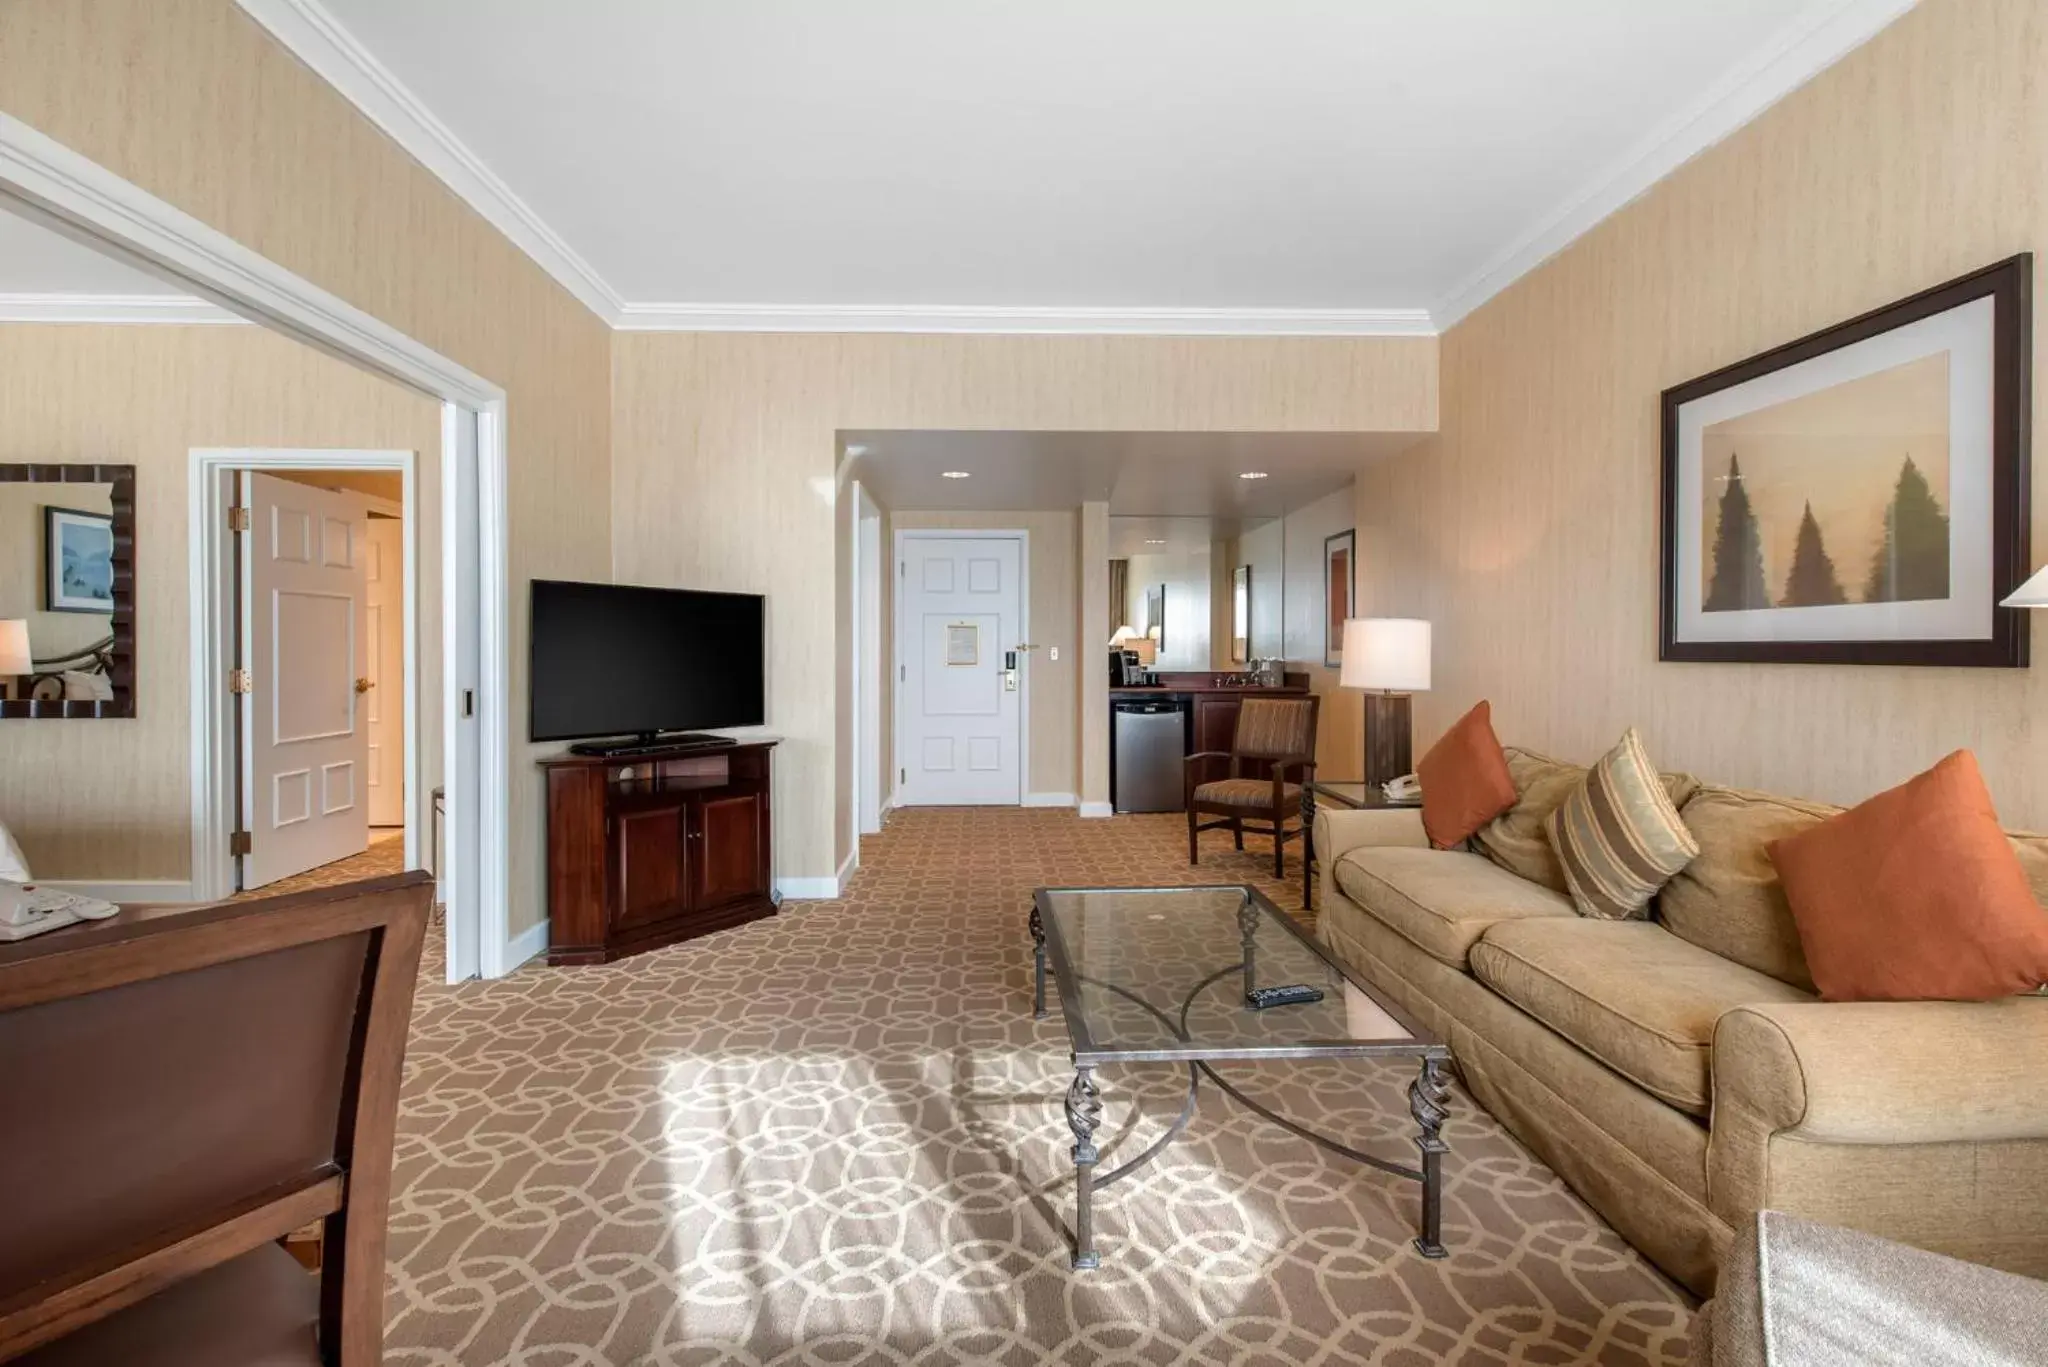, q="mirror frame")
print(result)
[0,462,135,719]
